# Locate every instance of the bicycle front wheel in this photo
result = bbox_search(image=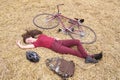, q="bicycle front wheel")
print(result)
[33,13,59,29]
[69,25,97,44]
